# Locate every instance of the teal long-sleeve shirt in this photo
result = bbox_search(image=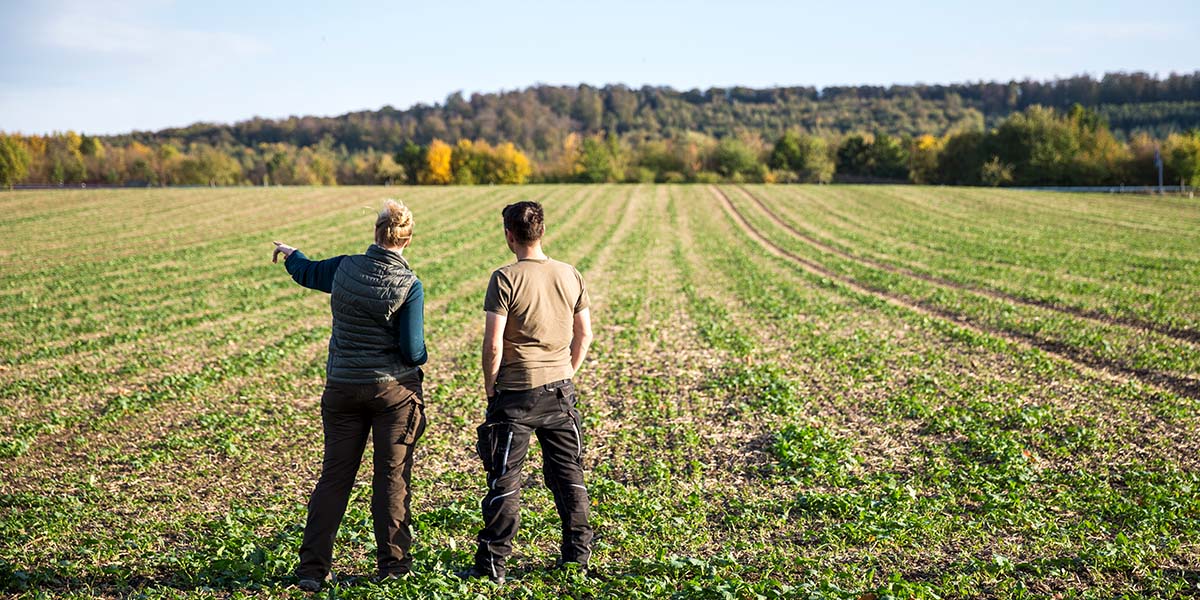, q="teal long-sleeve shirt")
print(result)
[284,249,428,367]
